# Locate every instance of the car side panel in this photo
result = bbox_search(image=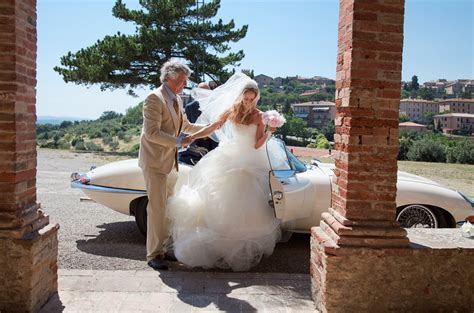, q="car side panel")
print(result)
[284,168,332,232]
[396,181,472,224]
